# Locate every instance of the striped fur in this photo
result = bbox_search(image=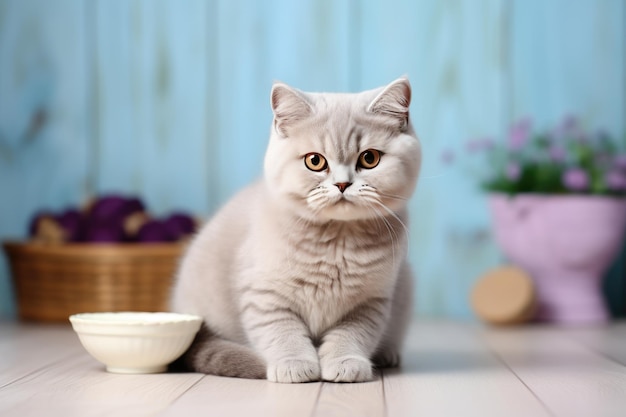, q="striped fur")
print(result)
[171,78,421,383]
